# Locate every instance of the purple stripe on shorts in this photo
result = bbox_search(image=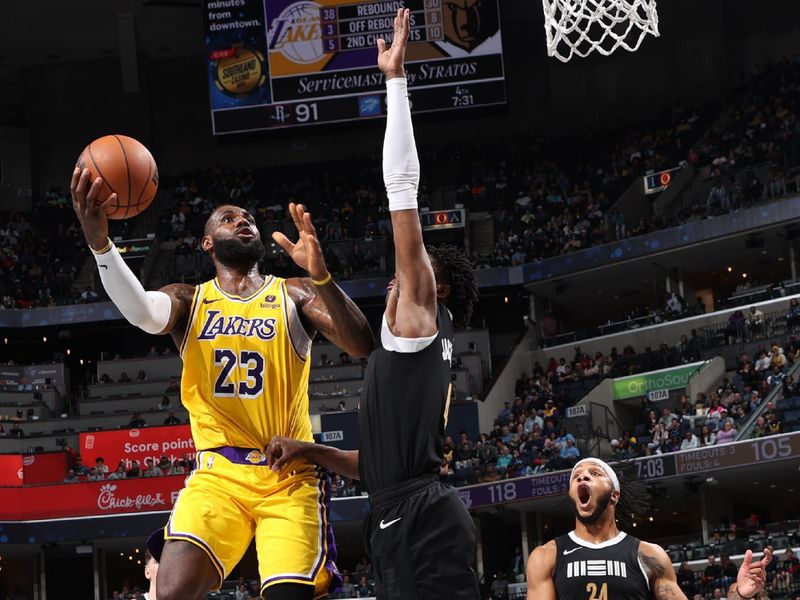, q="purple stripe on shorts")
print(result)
[209,446,270,465]
[165,521,226,581]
